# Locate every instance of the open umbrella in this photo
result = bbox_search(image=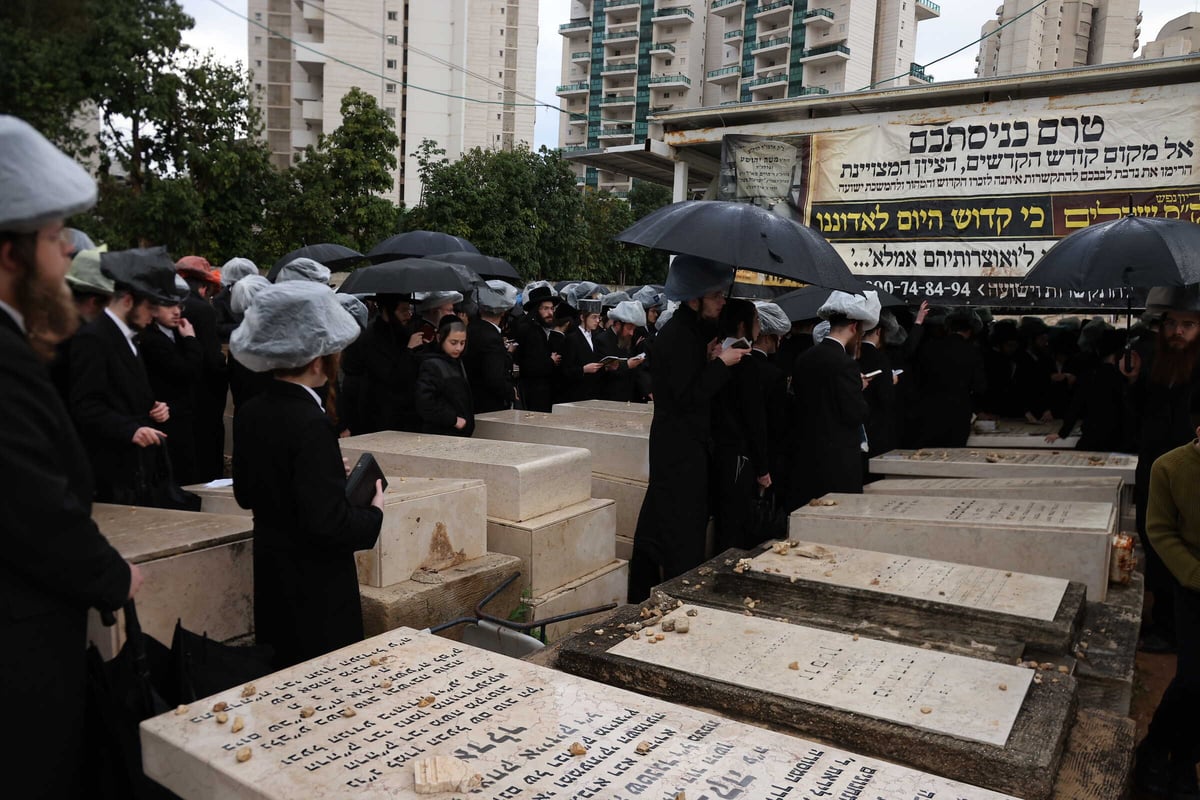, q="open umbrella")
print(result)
[336,258,482,296]
[268,244,363,281]
[775,284,906,322]
[615,200,859,292]
[427,251,520,281]
[367,230,479,262]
